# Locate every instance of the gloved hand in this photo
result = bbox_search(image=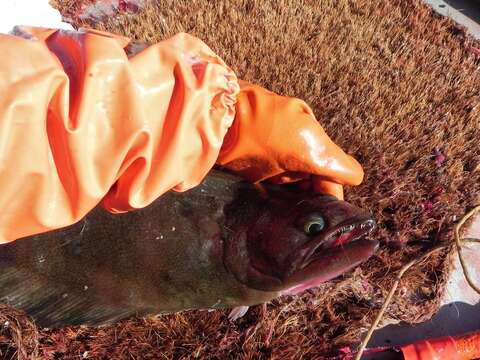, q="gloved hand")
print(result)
[217,81,364,200]
[0,27,362,243]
